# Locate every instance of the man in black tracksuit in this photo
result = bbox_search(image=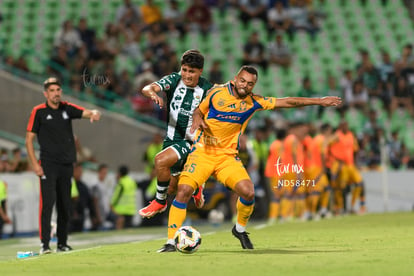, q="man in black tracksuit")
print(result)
[25,77,101,254]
